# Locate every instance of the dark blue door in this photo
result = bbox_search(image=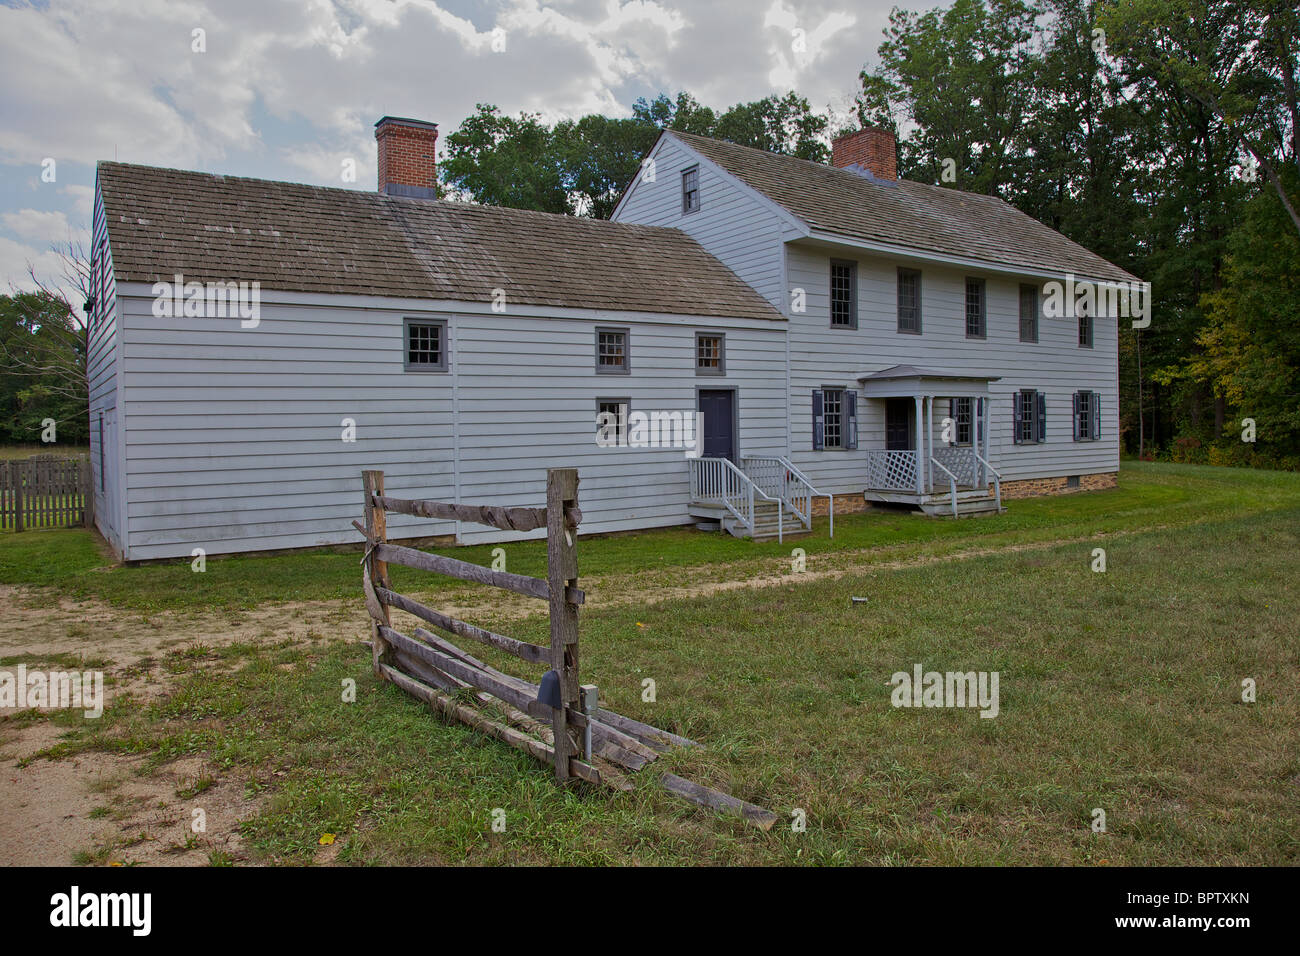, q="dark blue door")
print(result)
[698,390,736,460]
